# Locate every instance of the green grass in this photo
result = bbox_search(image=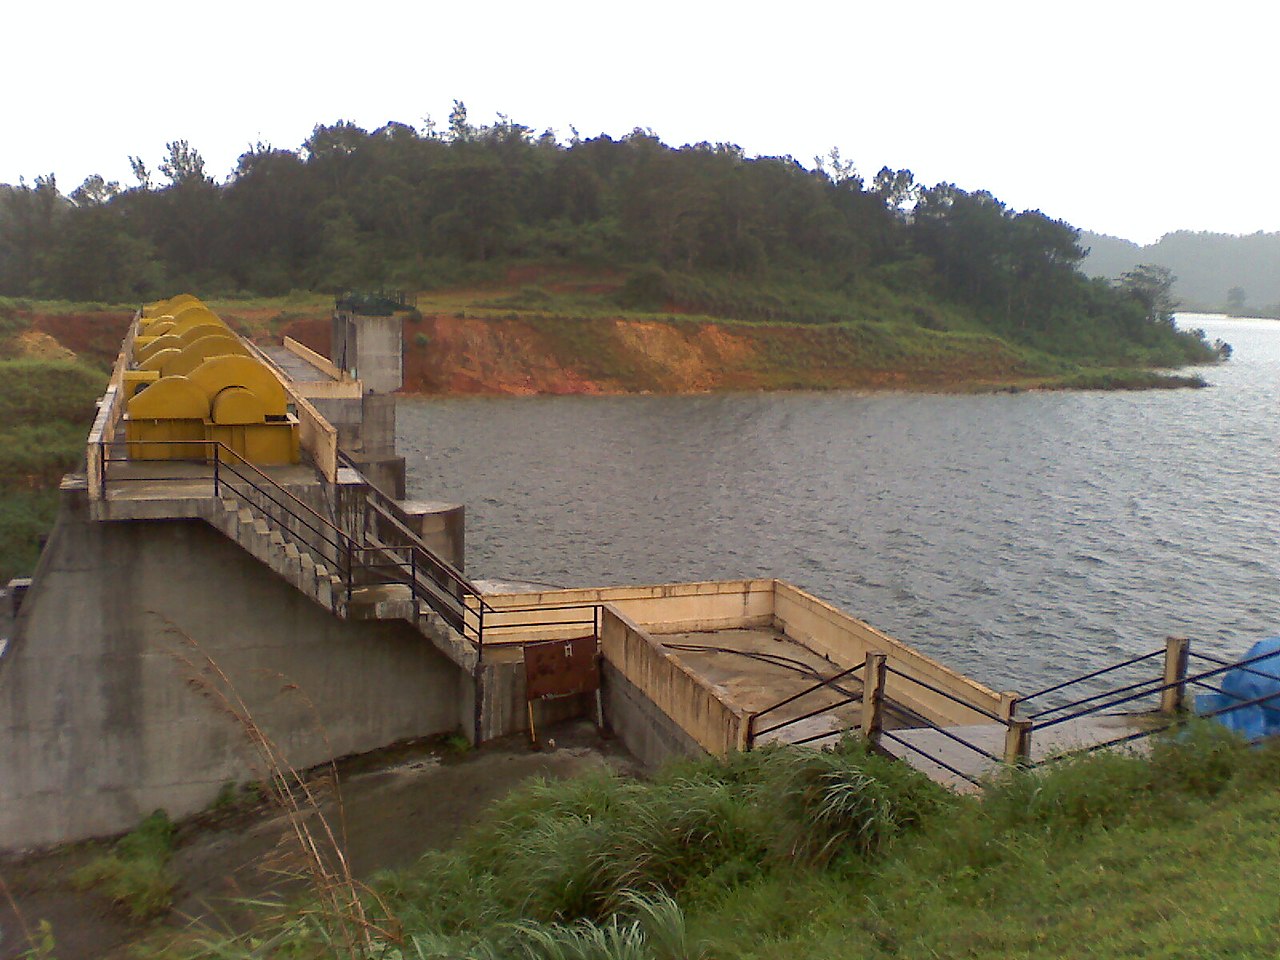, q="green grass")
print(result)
[0,295,137,315]
[181,724,1280,959]
[1048,368,1209,391]
[73,810,179,921]
[0,358,106,580]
